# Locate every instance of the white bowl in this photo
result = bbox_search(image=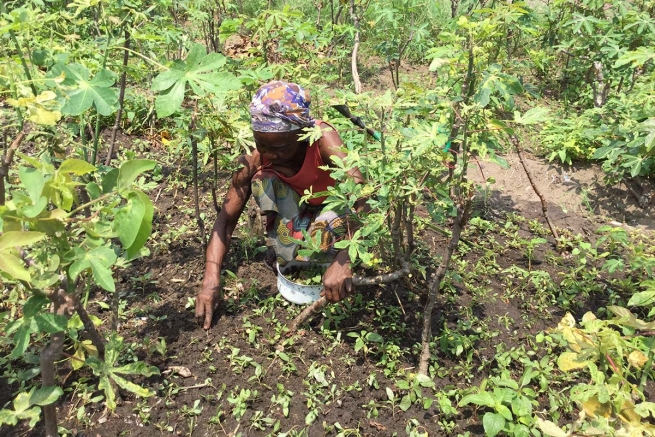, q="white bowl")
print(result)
[276,261,328,304]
